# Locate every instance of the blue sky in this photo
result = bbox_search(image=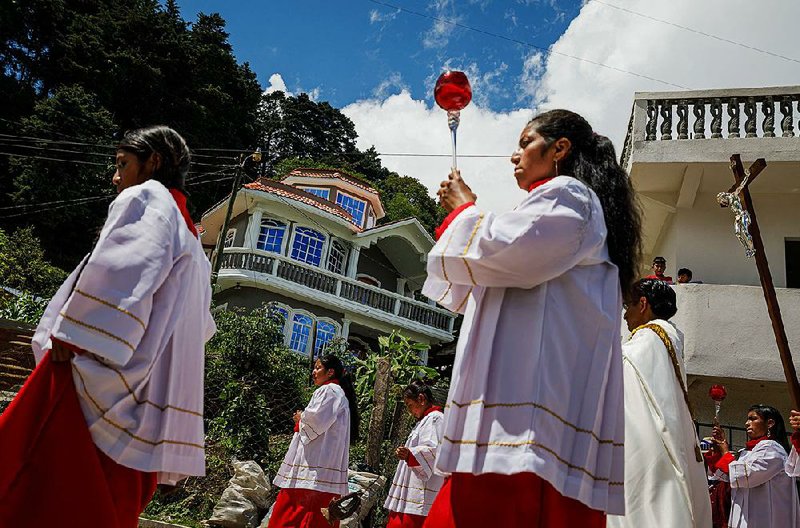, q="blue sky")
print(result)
[175,0,582,112]
[174,1,800,213]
